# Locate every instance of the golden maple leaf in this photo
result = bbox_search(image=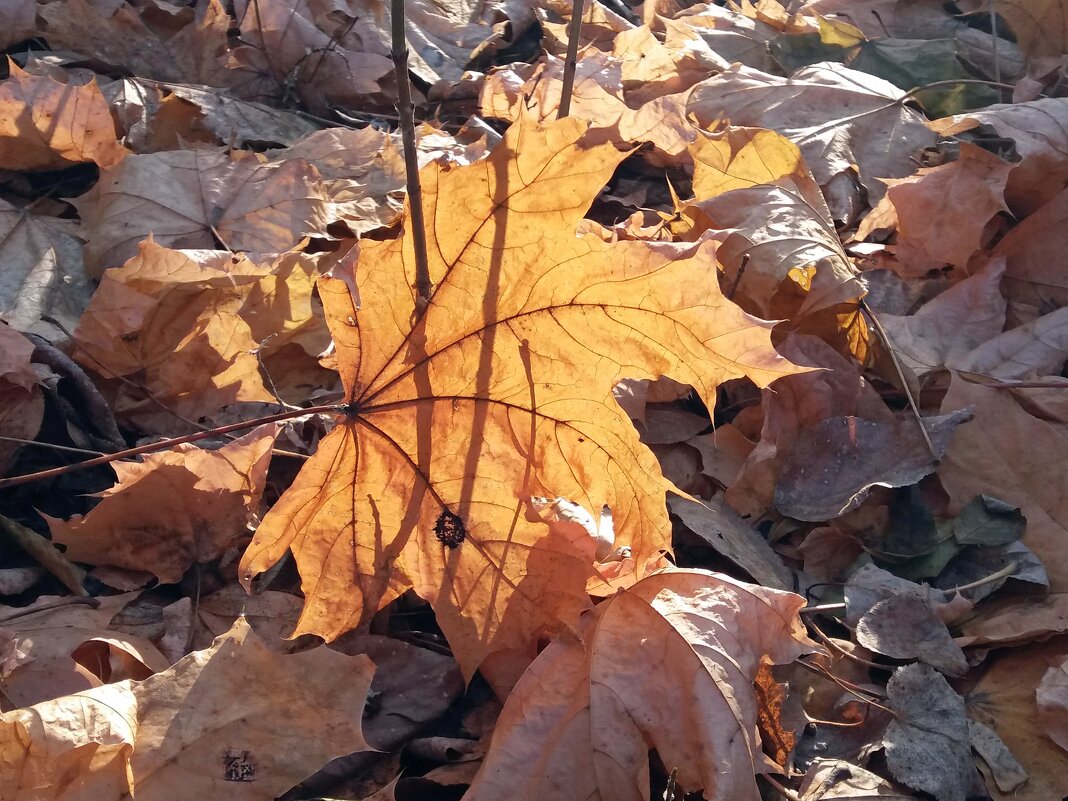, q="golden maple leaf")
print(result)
[239,113,805,677]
